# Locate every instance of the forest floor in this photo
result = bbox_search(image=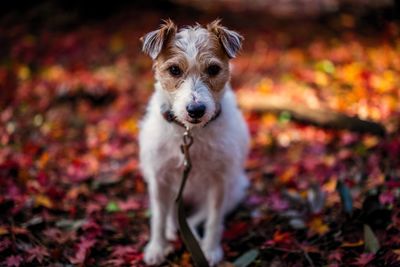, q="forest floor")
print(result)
[1,3,400,267]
